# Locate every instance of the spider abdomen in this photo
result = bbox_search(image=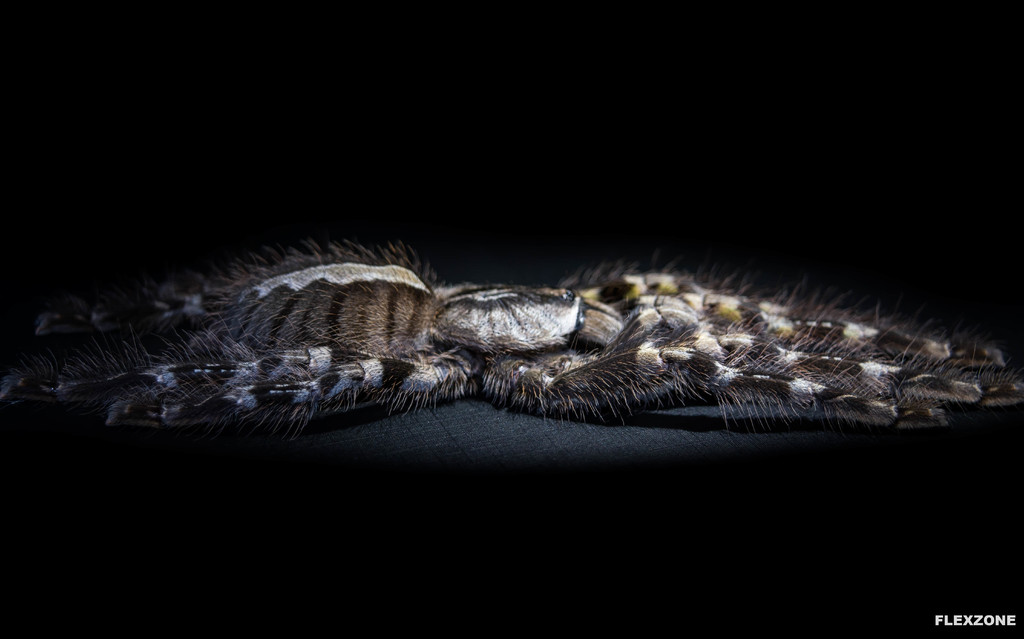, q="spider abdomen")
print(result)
[231,264,437,355]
